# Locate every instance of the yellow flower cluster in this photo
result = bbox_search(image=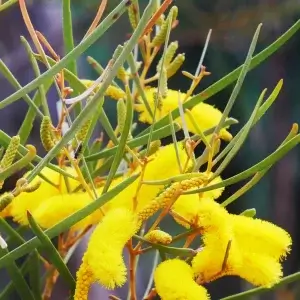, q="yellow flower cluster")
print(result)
[153,198,291,299]
[135,88,233,141]
[96,84,233,141]
[0,88,292,299]
[172,197,291,287]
